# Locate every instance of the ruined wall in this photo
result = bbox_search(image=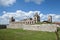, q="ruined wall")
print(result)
[7,22,22,29]
[7,24,60,32]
